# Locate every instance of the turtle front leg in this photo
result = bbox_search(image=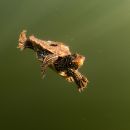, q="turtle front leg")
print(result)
[41,54,58,78]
